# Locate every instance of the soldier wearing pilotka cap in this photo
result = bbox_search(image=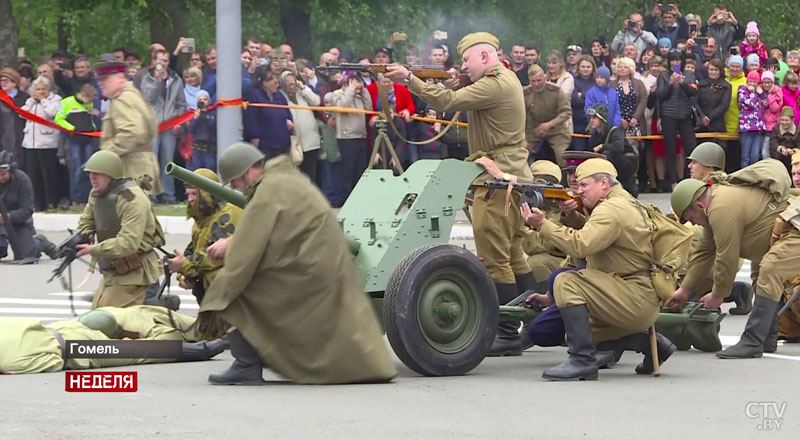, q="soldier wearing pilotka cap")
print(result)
[93,60,163,196]
[384,32,537,355]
